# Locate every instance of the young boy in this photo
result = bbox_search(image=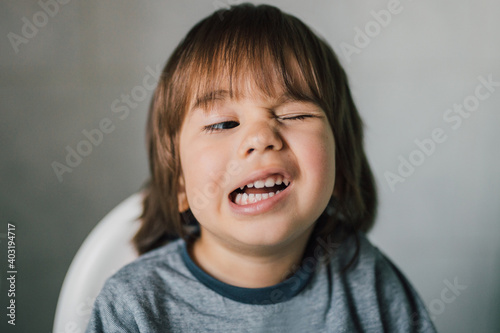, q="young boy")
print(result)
[86,3,437,332]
